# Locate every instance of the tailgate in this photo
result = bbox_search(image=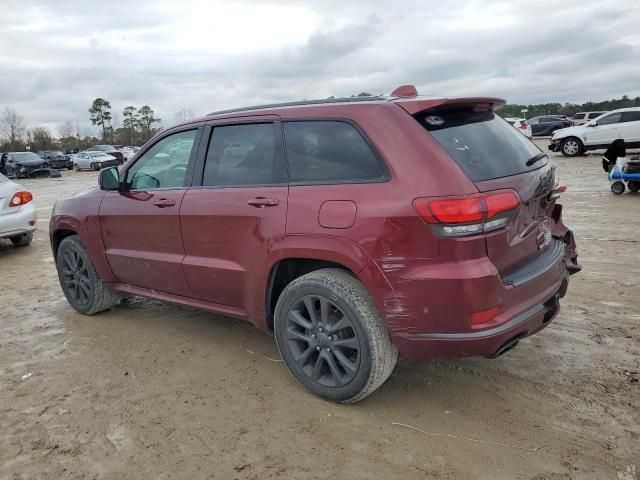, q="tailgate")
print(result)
[475,163,558,277]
